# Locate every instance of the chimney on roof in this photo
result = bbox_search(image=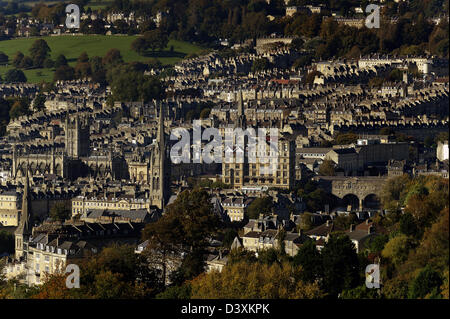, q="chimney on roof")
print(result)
[326,220,331,227]
[350,224,355,232]
[299,228,303,237]
[368,225,374,235]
